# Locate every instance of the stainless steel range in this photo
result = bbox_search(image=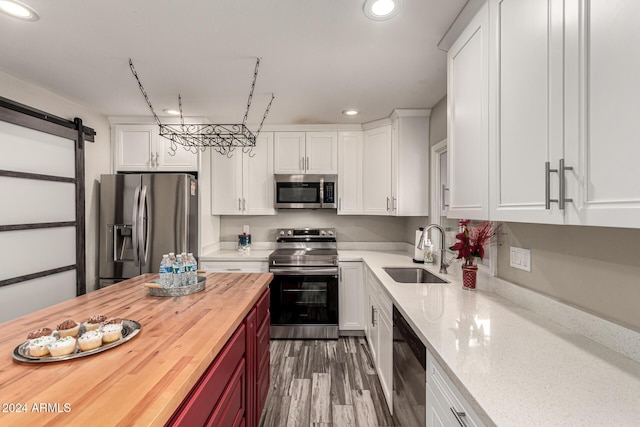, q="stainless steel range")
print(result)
[268,228,339,339]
